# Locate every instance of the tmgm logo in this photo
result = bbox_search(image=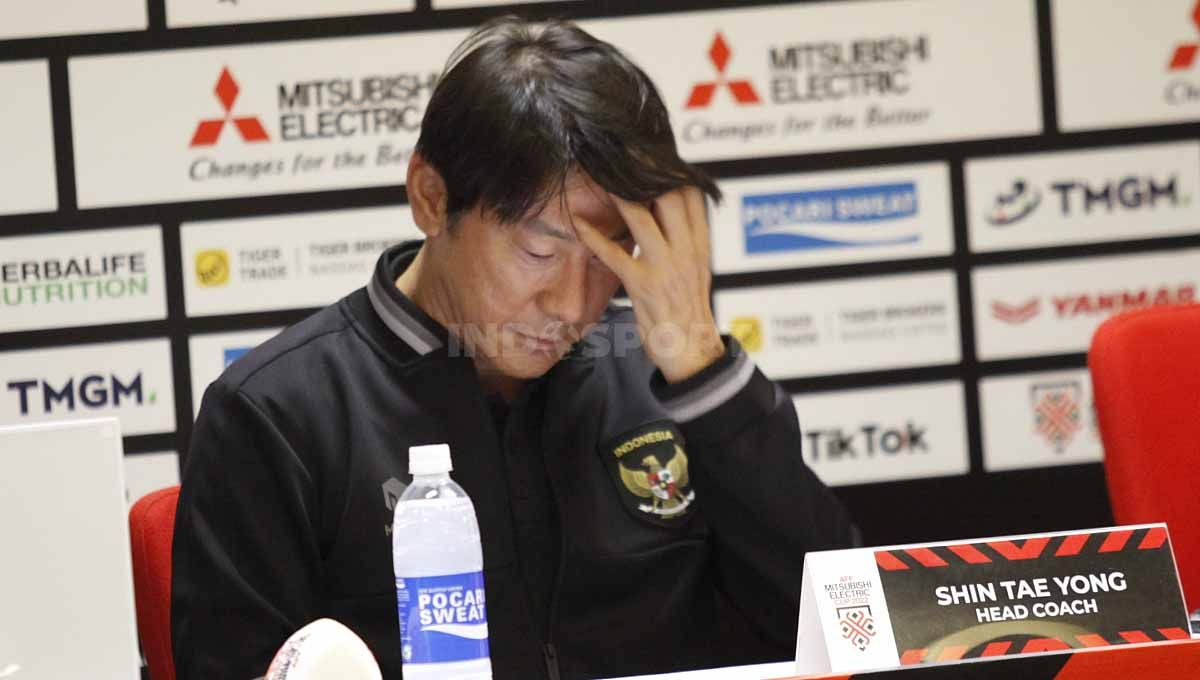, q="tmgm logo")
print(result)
[686,33,762,108]
[988,175,1182,226]
[742,182,919,254]
[190,67,270,147]
[6,373,153,416]
[986,179,1042,226]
